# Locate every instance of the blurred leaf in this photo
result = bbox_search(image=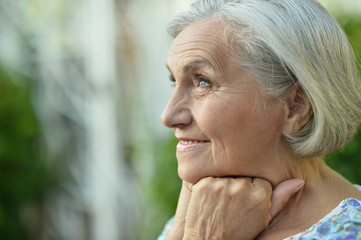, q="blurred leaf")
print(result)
[0,65,54,240]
